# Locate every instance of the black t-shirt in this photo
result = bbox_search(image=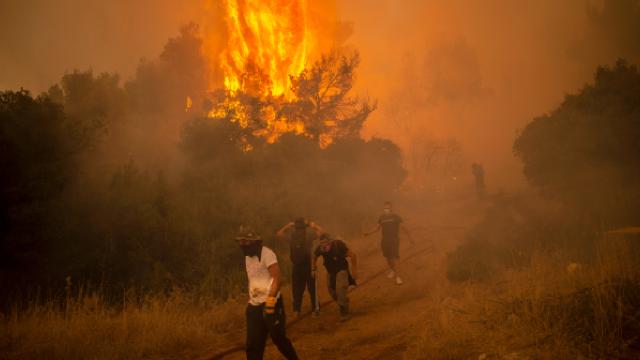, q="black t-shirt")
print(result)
[314,240,349,274]
[378,213,402,241]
